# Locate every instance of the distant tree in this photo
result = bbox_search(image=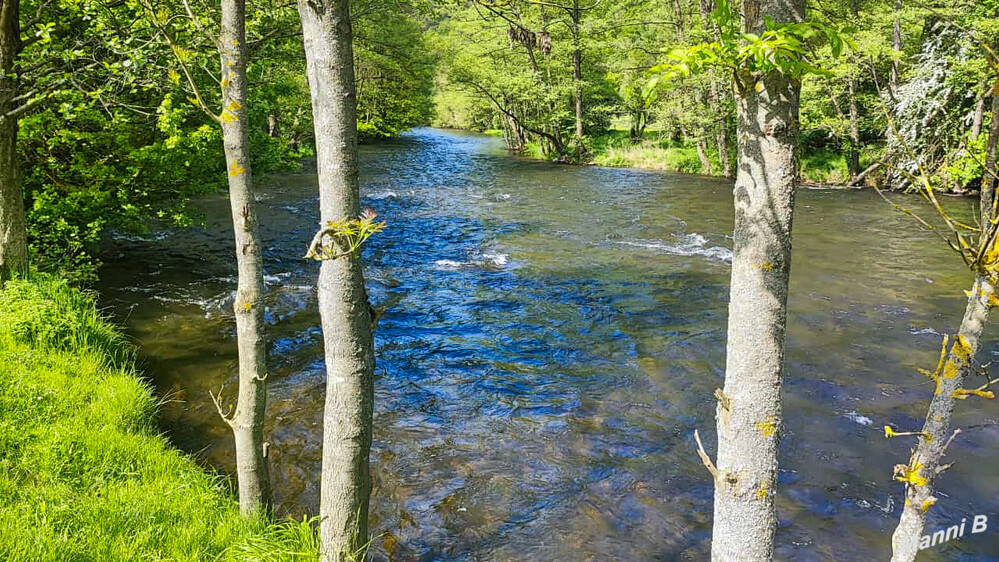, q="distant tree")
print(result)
[0,0,27,281]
